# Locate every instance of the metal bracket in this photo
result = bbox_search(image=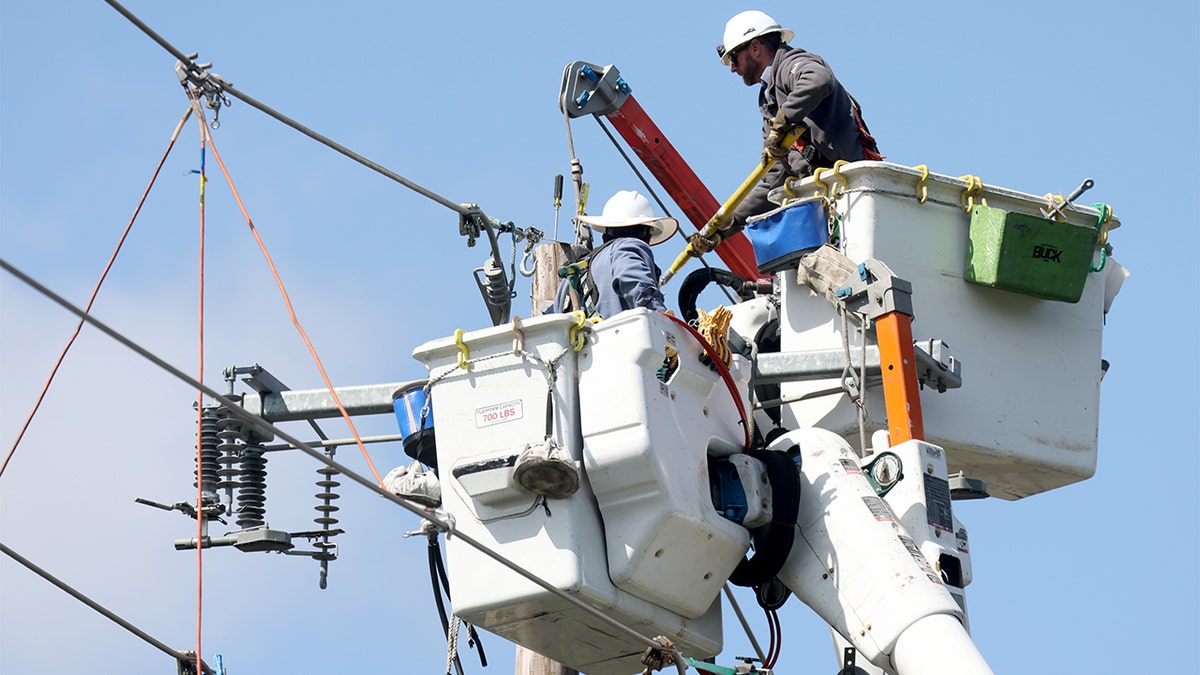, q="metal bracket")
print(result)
[175,52,232,126]
[949,472,990,500]
[173,525,293,553]
[174,52,231,96]
[753,340,962,391]
[835,259,914,320]
[225,364,290,396]
[559,61,631,119]
[135,496,226,524]
[838,647,867,675]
